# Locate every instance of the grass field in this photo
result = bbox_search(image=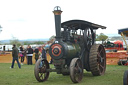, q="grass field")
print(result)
[0,63,128,85]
